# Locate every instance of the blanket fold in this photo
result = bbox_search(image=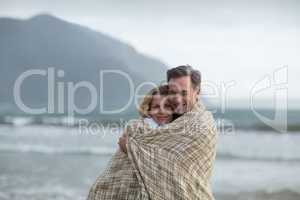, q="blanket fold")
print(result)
[87,100,217,200]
